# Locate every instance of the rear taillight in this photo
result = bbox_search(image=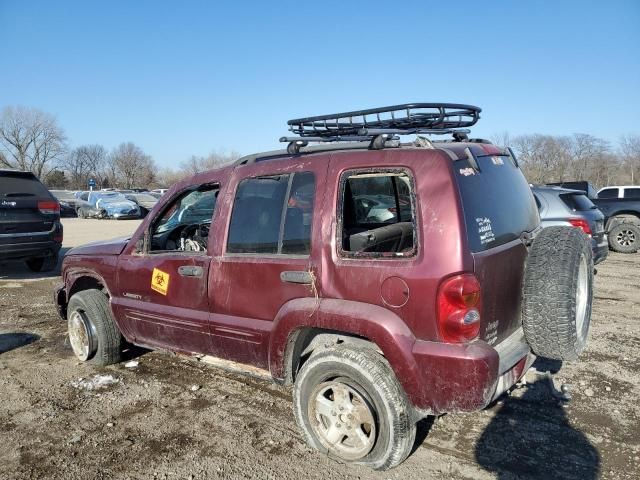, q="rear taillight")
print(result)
[437,274,482,343]
[38,200,60,215]
[568,218,592,236]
